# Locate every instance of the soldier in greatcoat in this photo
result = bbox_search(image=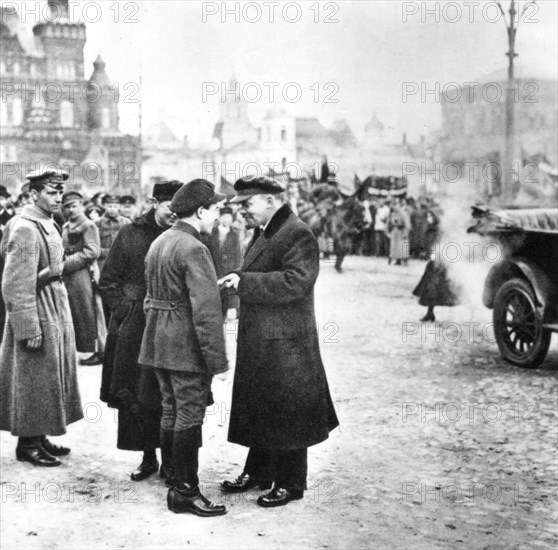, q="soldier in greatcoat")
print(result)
[0,169,83,466]
[96,194,130,274]
[62,191,106,366]
[219,176,339,508]
[138,179,228,517]
[99,181,182,482]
